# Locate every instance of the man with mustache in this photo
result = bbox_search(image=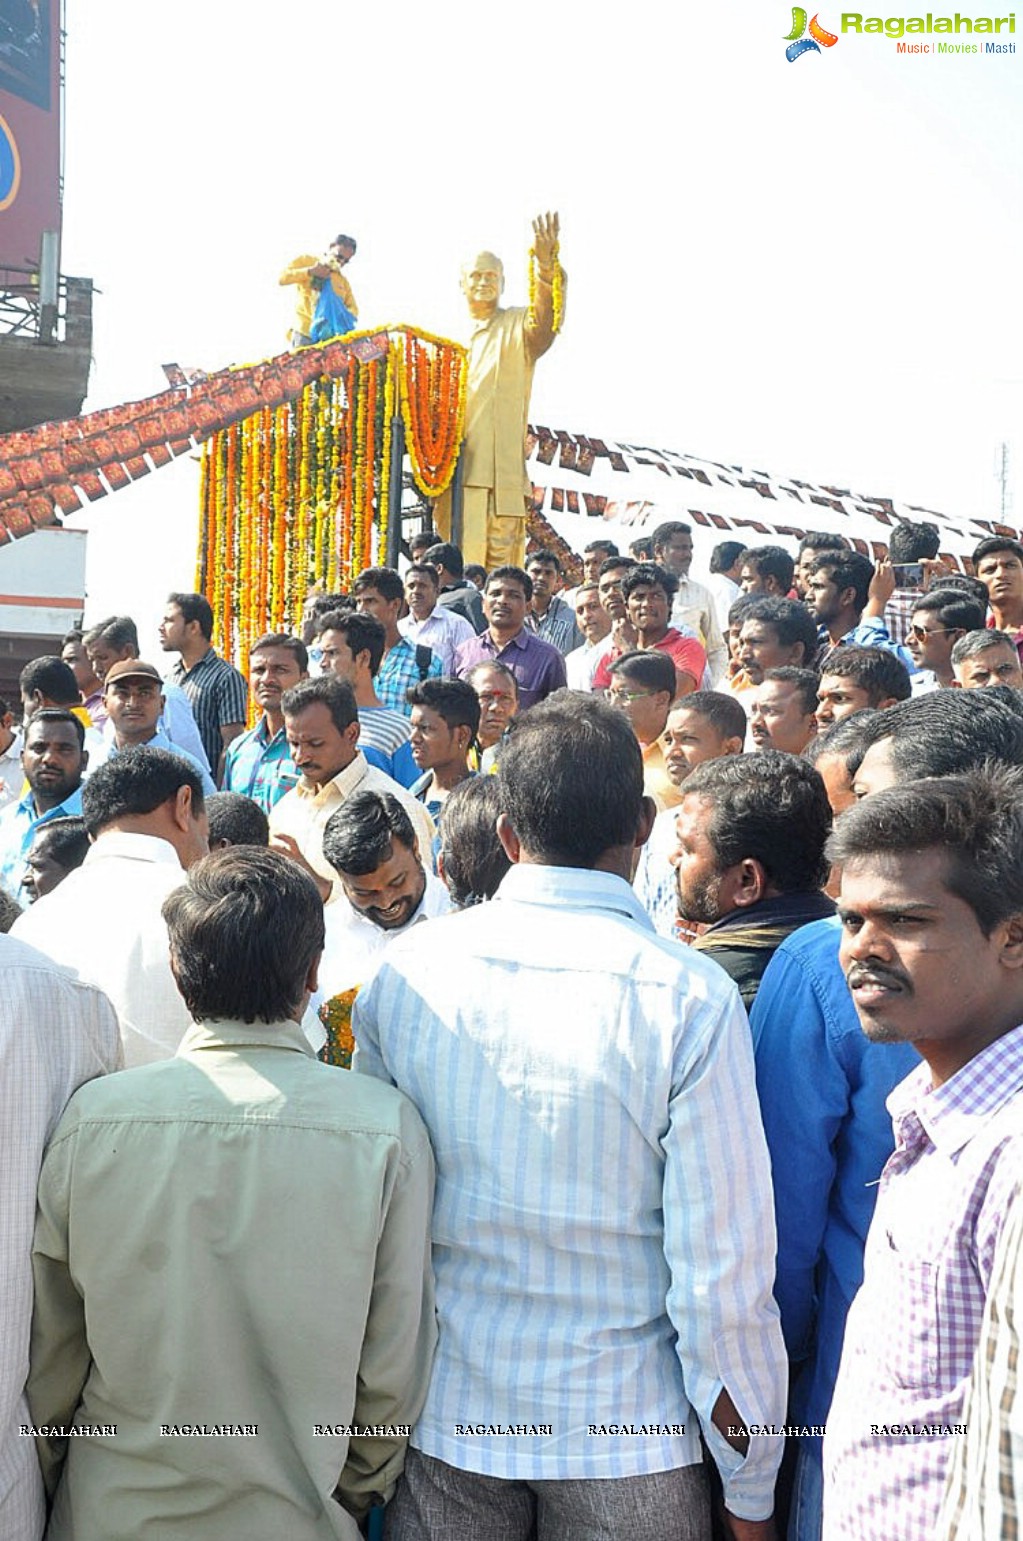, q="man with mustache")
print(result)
[751,688,1023,1541]
[823,768,1023,1541]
